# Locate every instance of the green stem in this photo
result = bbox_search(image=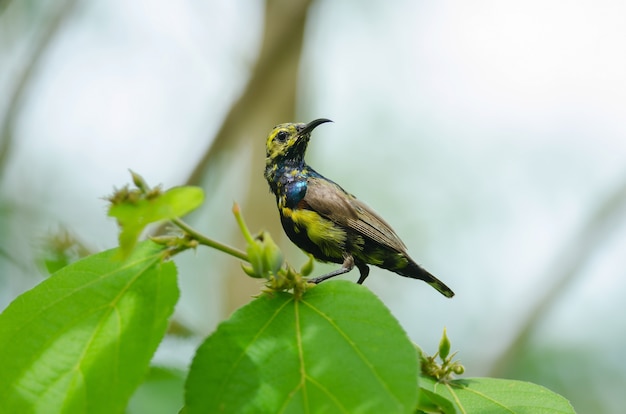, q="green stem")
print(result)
[171,218,249,262]
[232,202,255,244]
